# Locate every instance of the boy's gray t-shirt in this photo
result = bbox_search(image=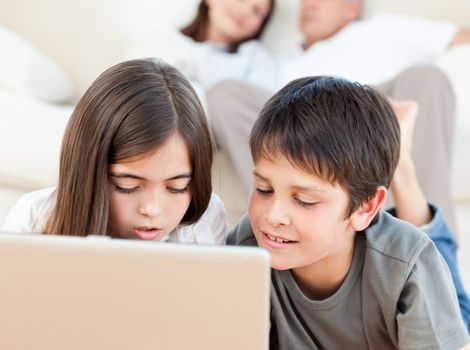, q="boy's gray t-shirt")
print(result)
[227,211,469,350]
